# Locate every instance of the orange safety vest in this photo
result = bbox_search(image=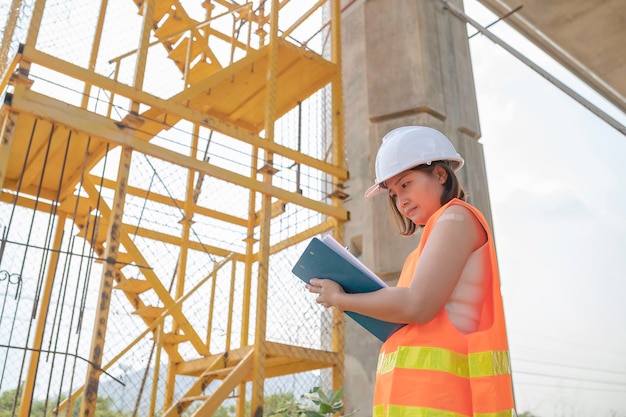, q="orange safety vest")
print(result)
[373,199,515,417]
